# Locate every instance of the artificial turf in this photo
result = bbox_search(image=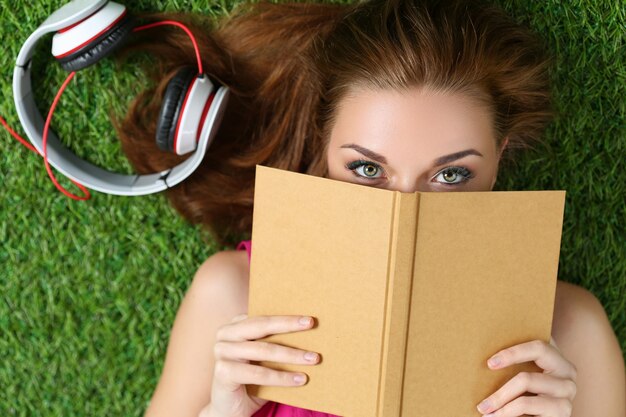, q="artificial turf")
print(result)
[1,0,624,415]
